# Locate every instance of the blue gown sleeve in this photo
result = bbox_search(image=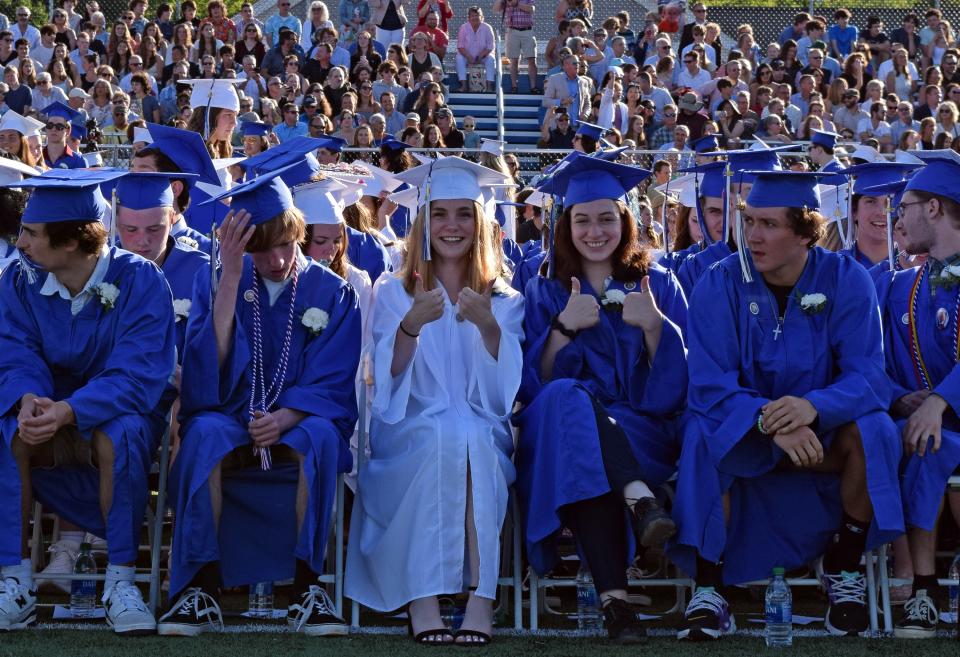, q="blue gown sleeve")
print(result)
[0,266,55,414]
[687,264,771,462]
[803,259,893,431]
[277,280,361,440]
[65,262,177,433]
[874,269,913,405]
